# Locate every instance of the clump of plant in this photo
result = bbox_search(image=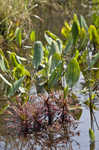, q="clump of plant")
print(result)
[5,91,78,135]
